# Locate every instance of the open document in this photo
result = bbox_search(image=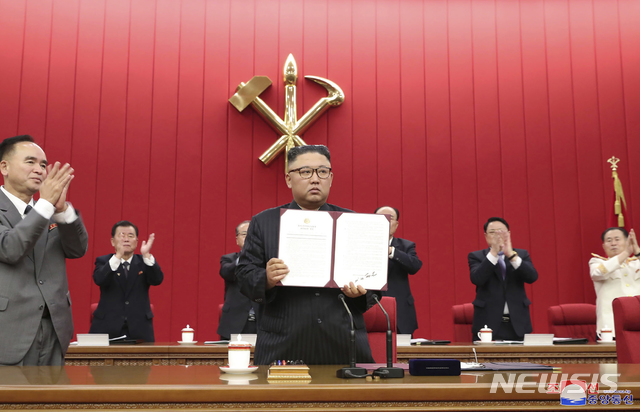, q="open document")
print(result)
[278,209,389,290]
